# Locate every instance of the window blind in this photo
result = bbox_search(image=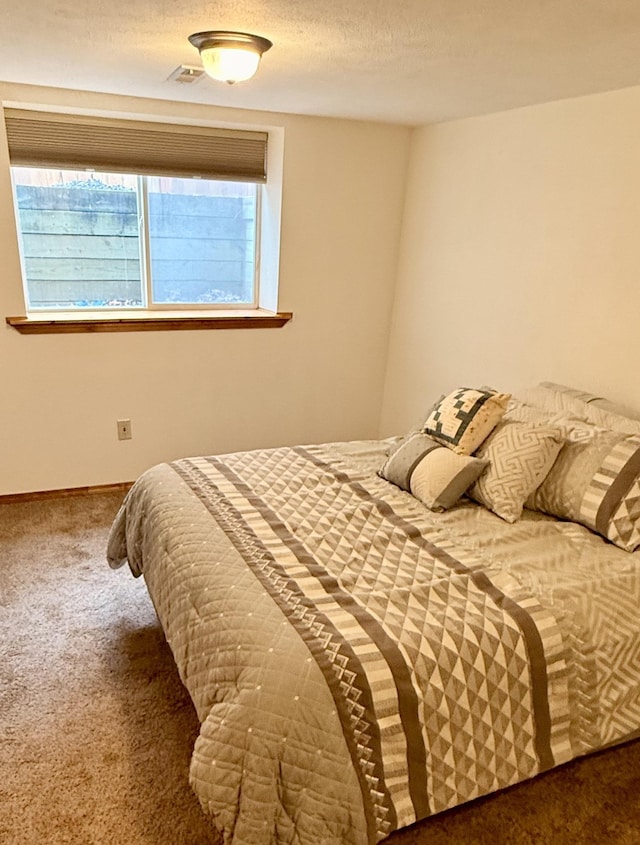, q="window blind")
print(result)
[4,109,268,182]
